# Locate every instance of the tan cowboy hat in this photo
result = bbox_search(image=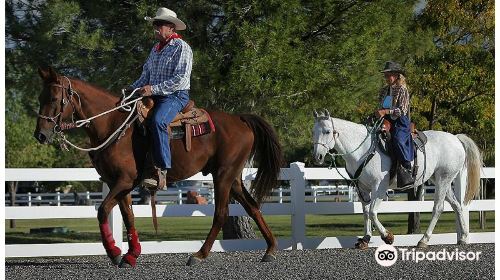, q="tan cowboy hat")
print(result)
[144,7,186,30]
